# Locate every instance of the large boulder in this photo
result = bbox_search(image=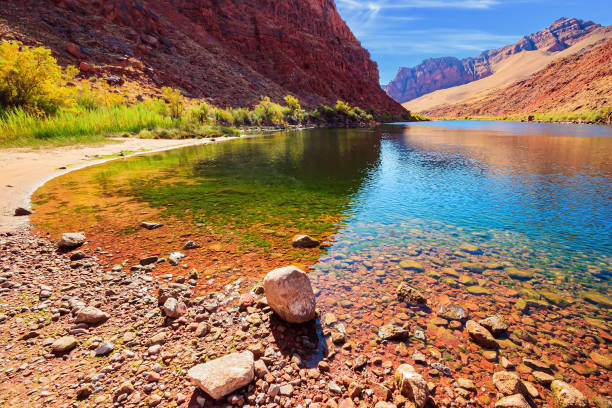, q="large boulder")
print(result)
[395,364,428,408]
[551,380,588,408]
[188,351,254,400]
[58,233,86,249]
[263,266,316,323]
